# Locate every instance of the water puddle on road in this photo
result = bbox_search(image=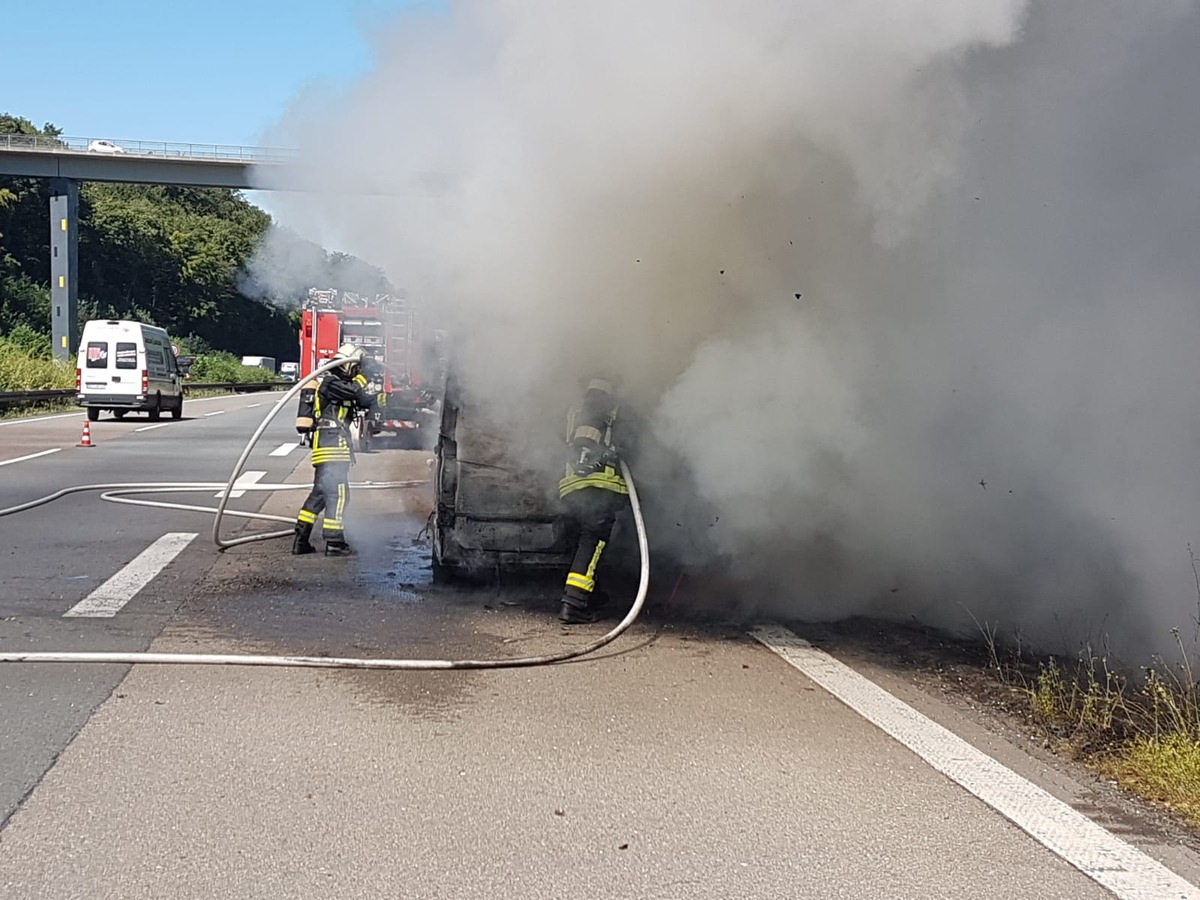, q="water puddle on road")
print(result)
[352,535,433,602]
